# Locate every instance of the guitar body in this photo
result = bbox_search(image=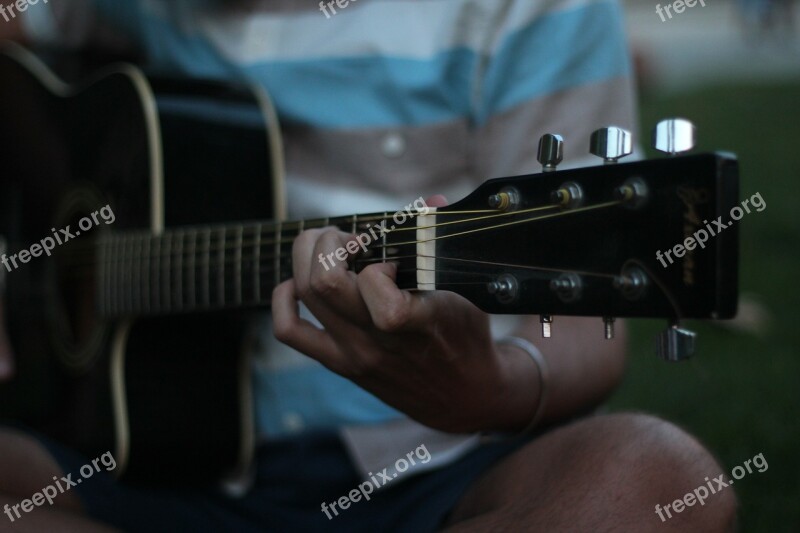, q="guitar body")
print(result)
[0,44,284,486]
